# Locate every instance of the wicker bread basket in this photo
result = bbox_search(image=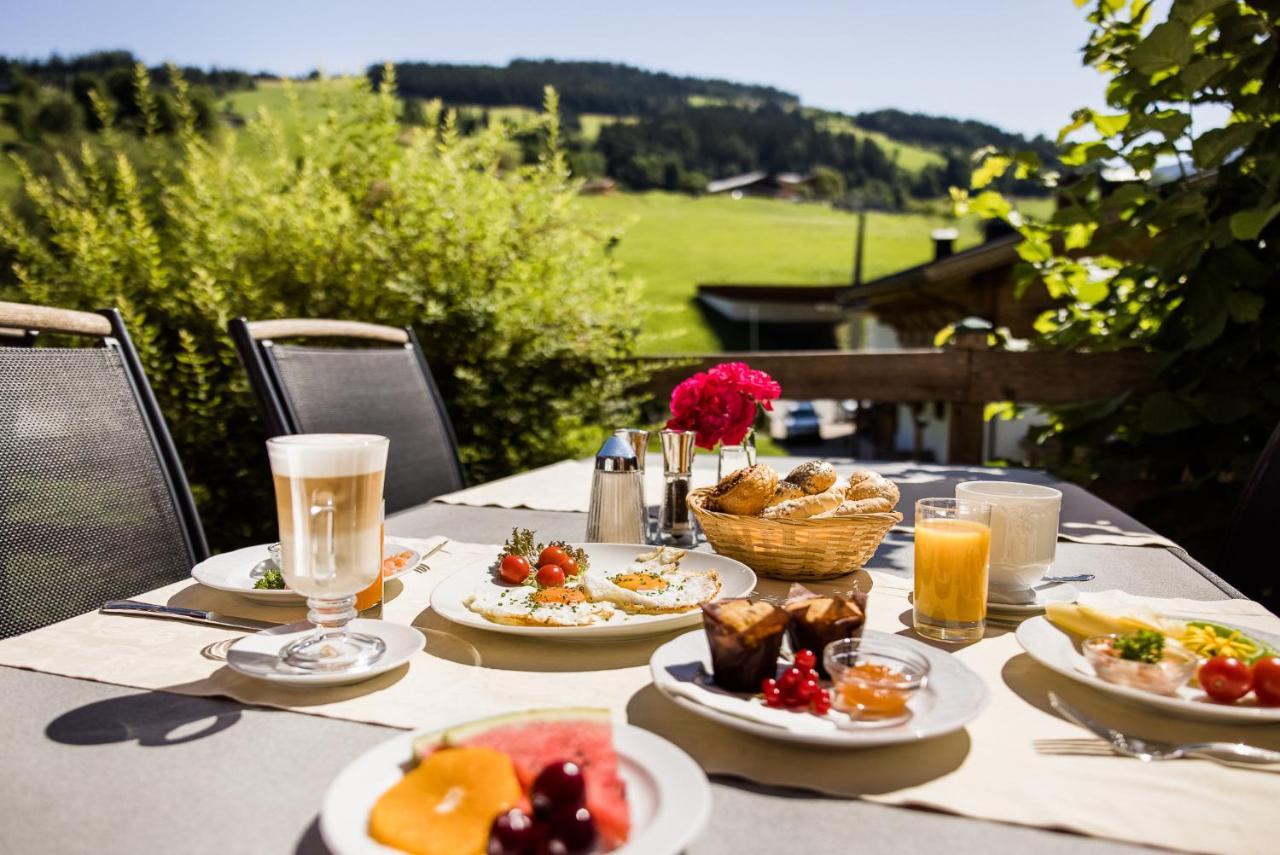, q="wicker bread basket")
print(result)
[688,486,902,580]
